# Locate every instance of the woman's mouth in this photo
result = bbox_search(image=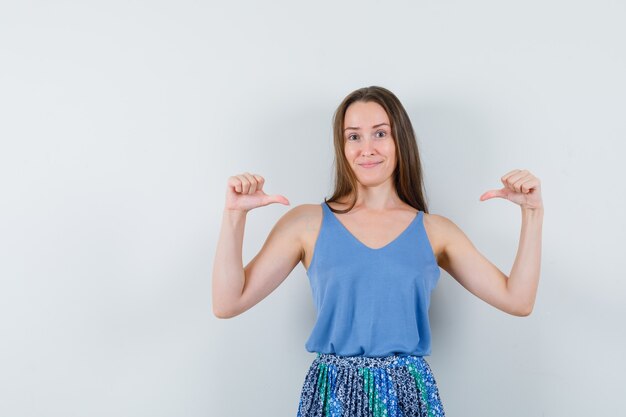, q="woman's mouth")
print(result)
[359,162,382,168]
